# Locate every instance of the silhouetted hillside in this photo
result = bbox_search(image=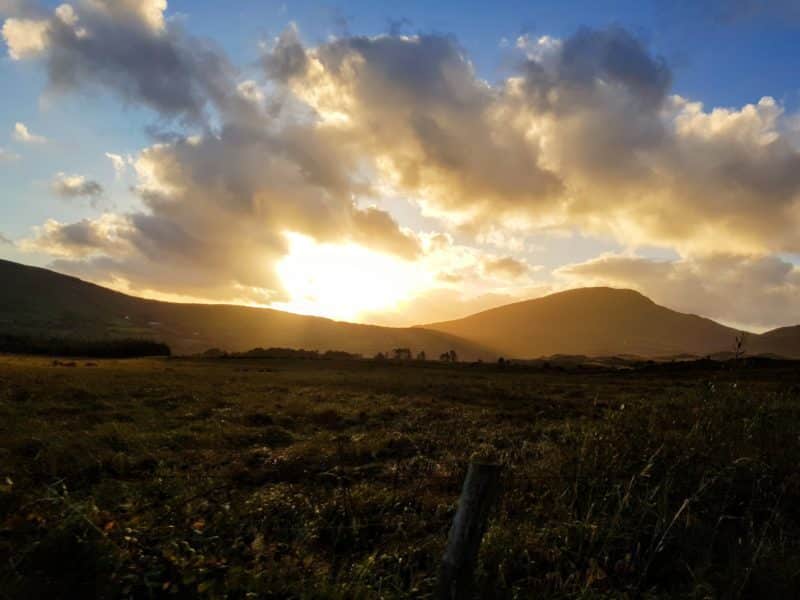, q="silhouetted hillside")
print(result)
[423,287,800,358]
[0,260,490,358]
[751,325,800,358]
[4,260,800,359]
